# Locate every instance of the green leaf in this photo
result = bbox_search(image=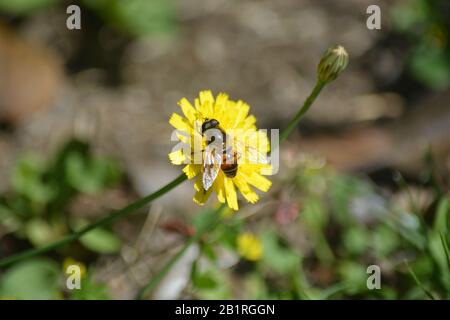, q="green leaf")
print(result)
[343,227,369,256]
[200,242,217,261]
[192,267,218,290]
[216,219,241,250]
[79,227,122,254]
[440,232,450,268]
[337,261,388,297]
[384,214,427,250]
[65,153,120,194]
[0,258,60,299]
[373,225,400,257]
[261,231,299,275]
[433,198,449,233]
[301,197,327,232]
[245,273,271,299]
[83,0,177,37]
[192,209,220,234]
[428,231,450,289]
[391,1,428,31]
[46,139,120,196]
[191,265,230,300]
[12,154,54,206]
[0,203,21,232]
[70,276,110,300]
[25,218,57,247]
[337,261,367,290]
[316,282,354,299]
[410,45,450,90]
[404,260,437,300]
[0,0,56,15]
